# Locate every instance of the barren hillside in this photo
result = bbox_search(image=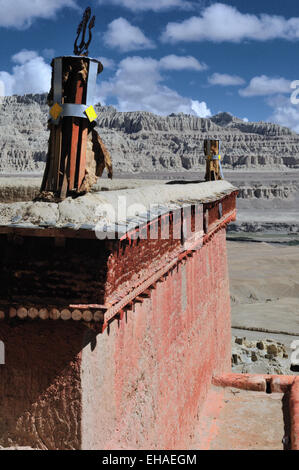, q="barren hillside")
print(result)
[1,93,299,174]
